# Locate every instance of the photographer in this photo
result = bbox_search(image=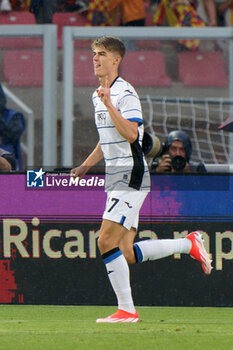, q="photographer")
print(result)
[151,130,206,173]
